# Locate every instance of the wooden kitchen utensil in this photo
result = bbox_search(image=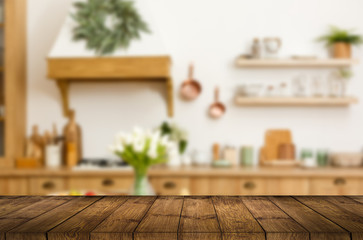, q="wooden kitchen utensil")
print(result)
[260,129,293,165]
[180,63,202,100]
[63,110,82,168]
[209,86,226,118]
[278,143,295,160]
